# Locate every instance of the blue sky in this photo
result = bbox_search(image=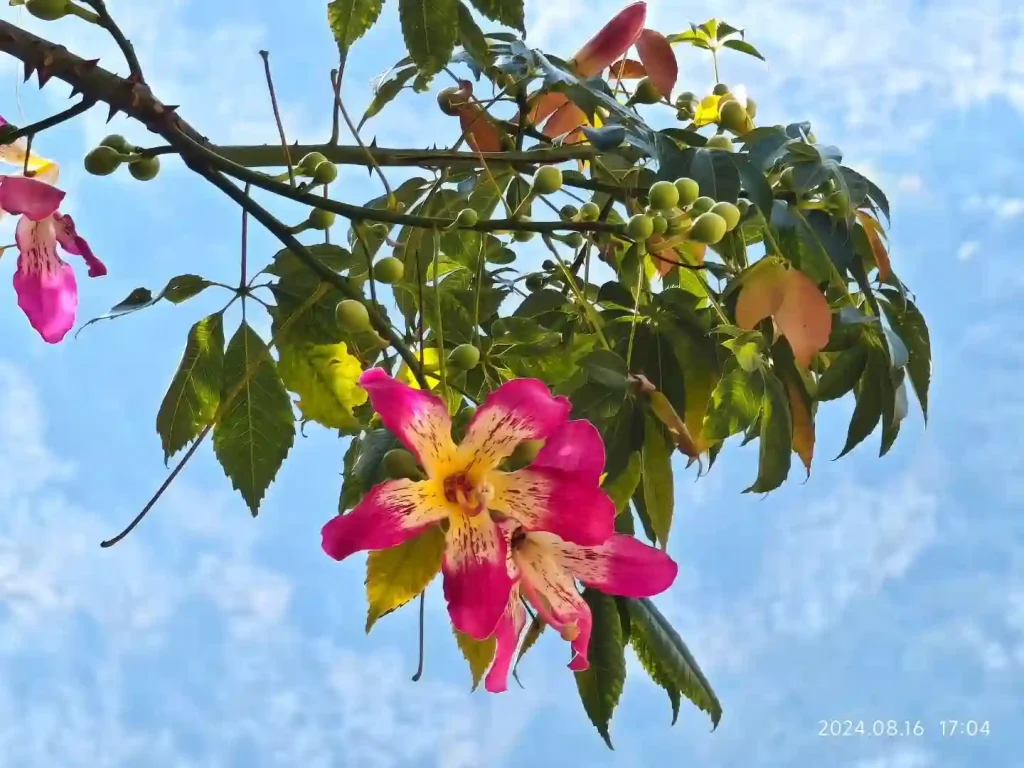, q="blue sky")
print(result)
[0,0,1021,766]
